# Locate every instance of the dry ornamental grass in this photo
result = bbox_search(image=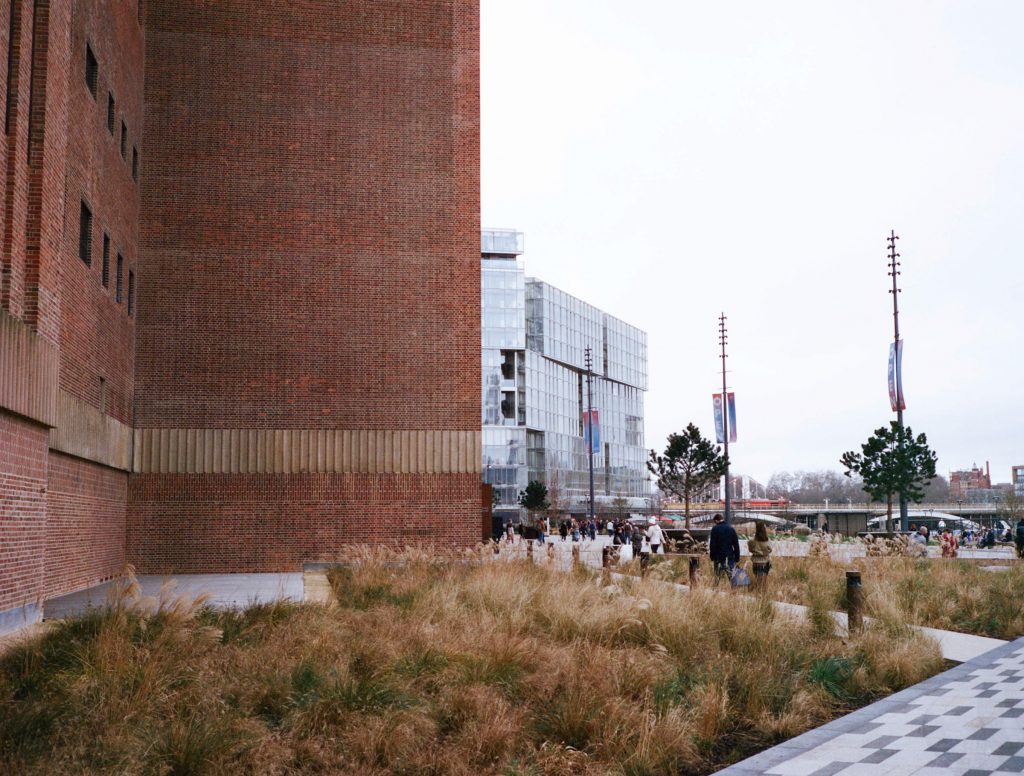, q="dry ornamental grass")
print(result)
[654,552,1024,640]
[0,549,945,775]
